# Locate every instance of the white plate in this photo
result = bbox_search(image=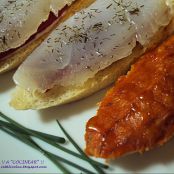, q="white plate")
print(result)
[0,71,174,174]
